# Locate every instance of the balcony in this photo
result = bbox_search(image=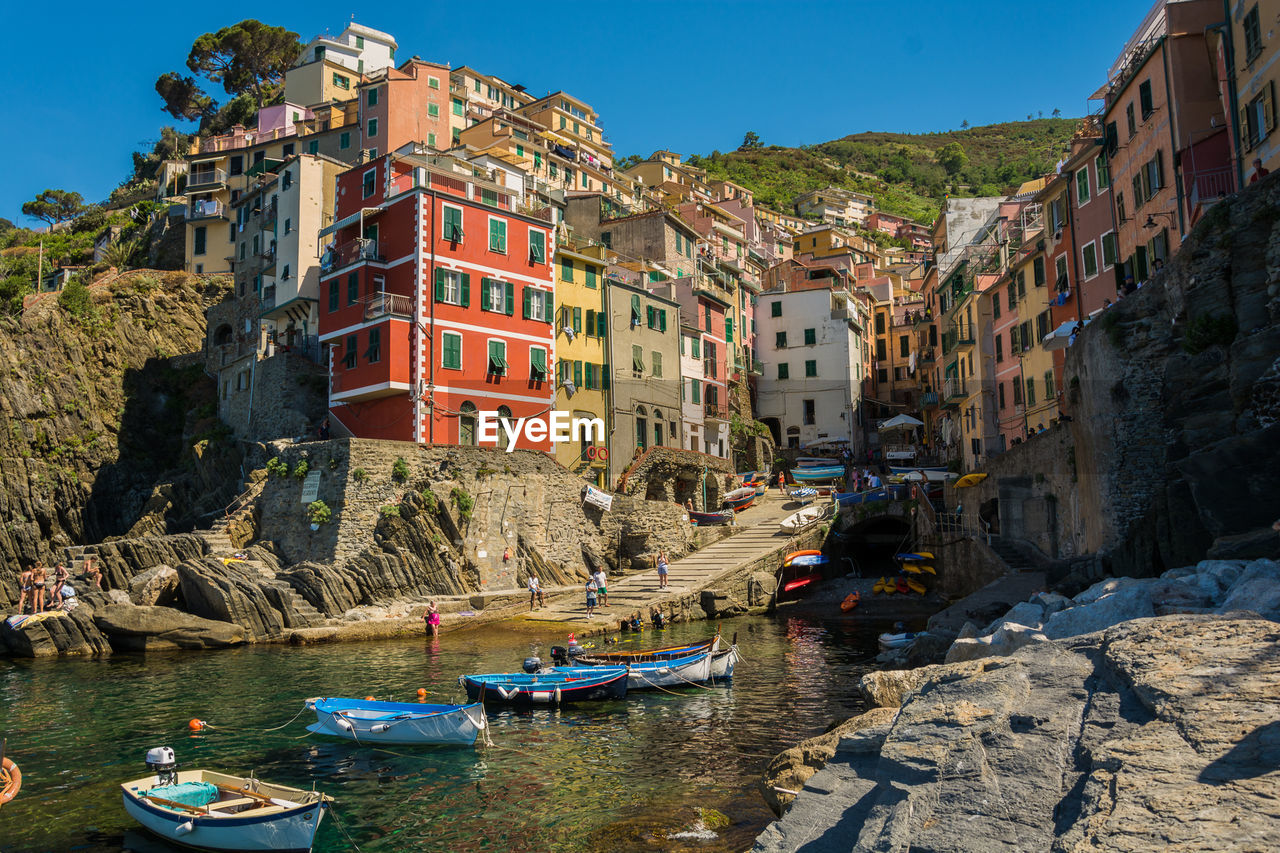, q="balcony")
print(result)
[919,348,937,365]
[259,198,278,225]
[187,199,227,221]
[258,246,276,275]
[188,168,227,191]
[704,404,729,421]
[921,391,939,407]
[702,358,720,379]
[1186,165,1235,222]
[321,238,382,273]
[363,291,414,321]
[942,377,967,406]
[749,359,763,376]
